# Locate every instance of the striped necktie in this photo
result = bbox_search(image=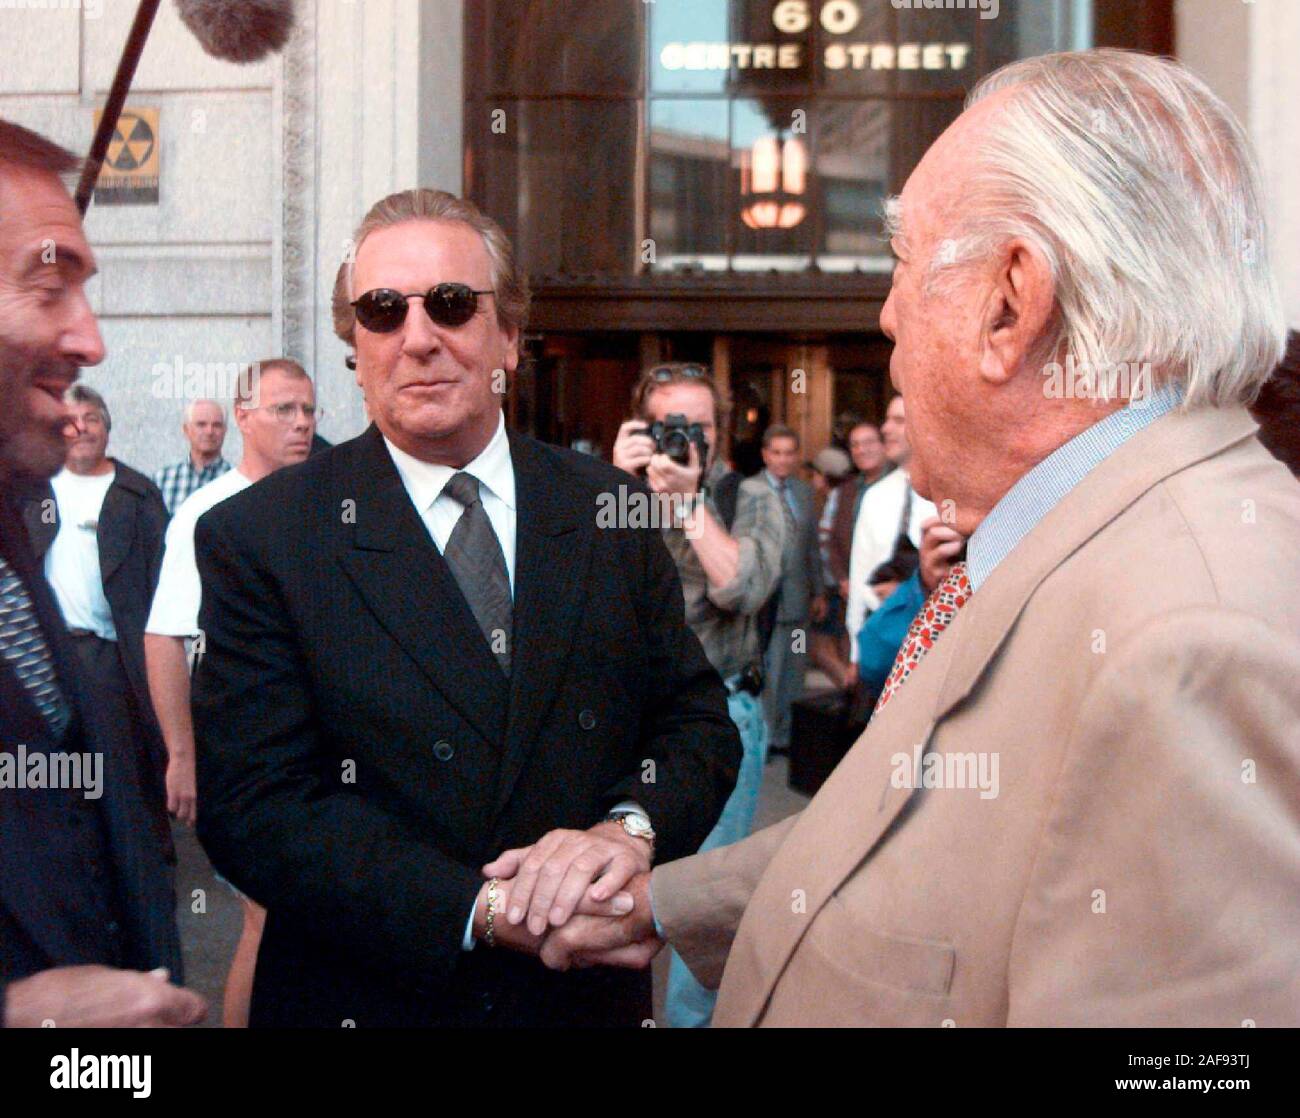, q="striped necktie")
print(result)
[441,471,513,676]
[872,562,971,717]
[0,553,71,737]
